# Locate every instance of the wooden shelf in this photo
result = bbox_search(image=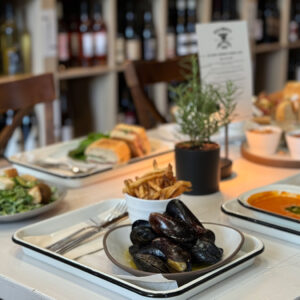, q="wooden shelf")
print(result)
[0,73,33,84]
[287,40,300,49]
[57,65,112,80]
[253,43,282,54]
